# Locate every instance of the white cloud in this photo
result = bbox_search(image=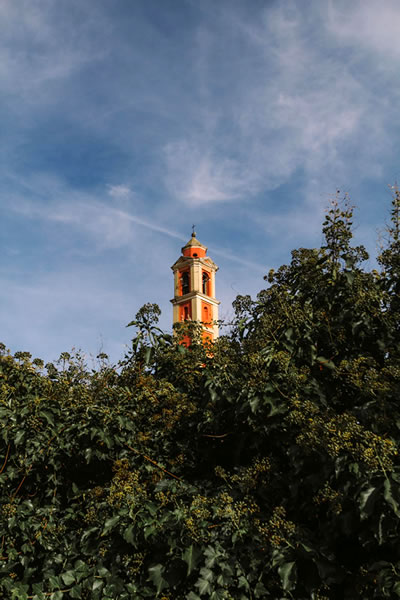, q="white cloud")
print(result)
[0,0,107,106]
[327,0,400,59]
[164,142,258,205]
[10,196,182,250]
[5,170,270,274]
[107,184,132,199]
[163,0,397,208]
